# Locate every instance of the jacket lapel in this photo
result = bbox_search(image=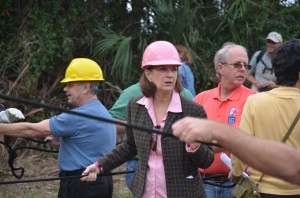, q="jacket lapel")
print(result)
[163,111,182,135]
